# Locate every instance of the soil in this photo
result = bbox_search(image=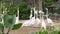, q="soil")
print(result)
[8,20,60,34]
[9,27,40,34]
